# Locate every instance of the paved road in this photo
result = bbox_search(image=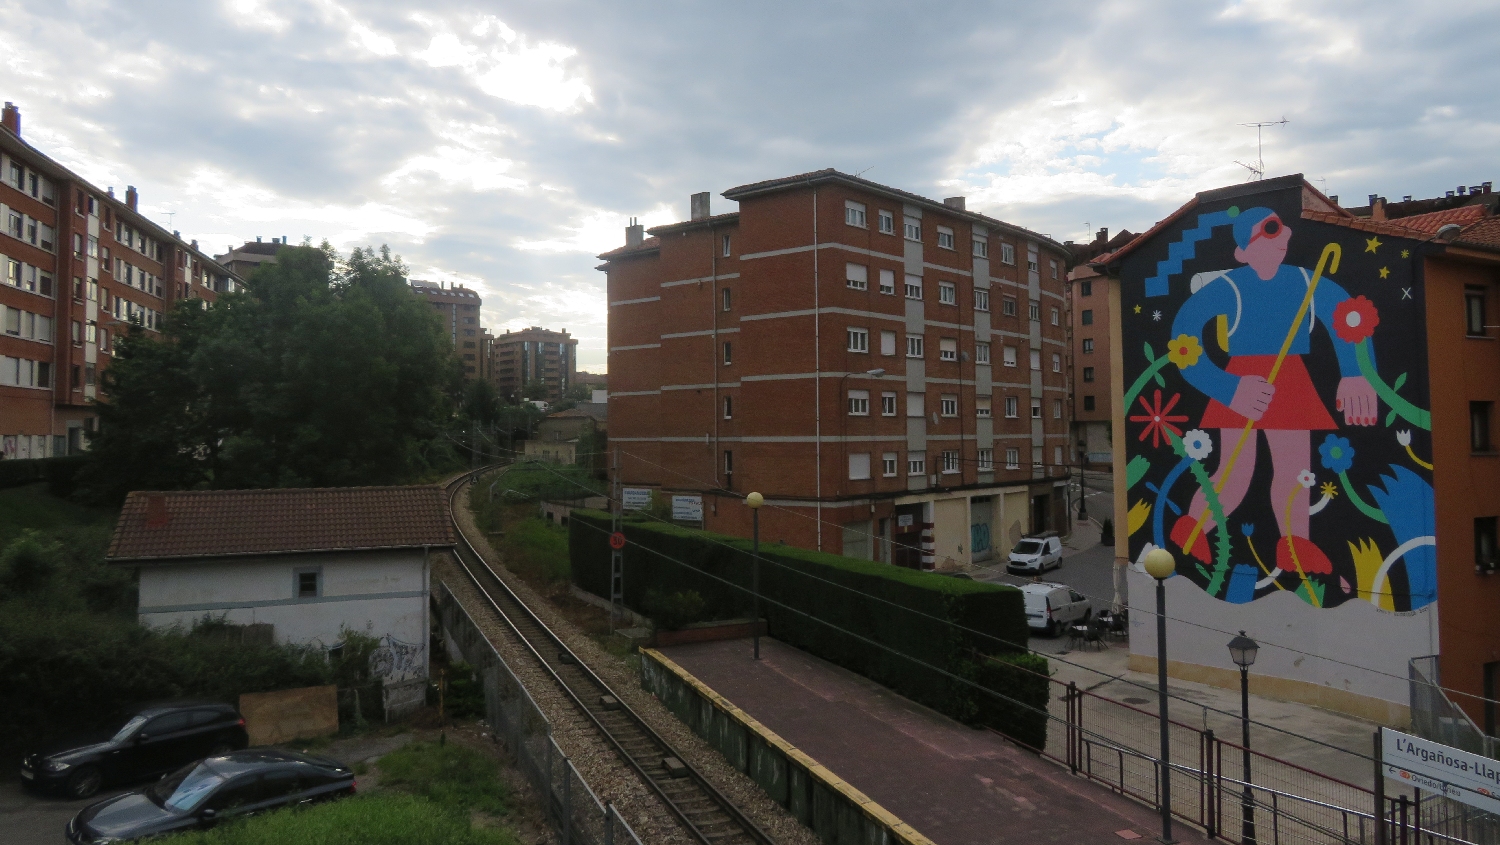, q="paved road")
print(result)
[972,531,1125,655]
[0,775,128,845]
